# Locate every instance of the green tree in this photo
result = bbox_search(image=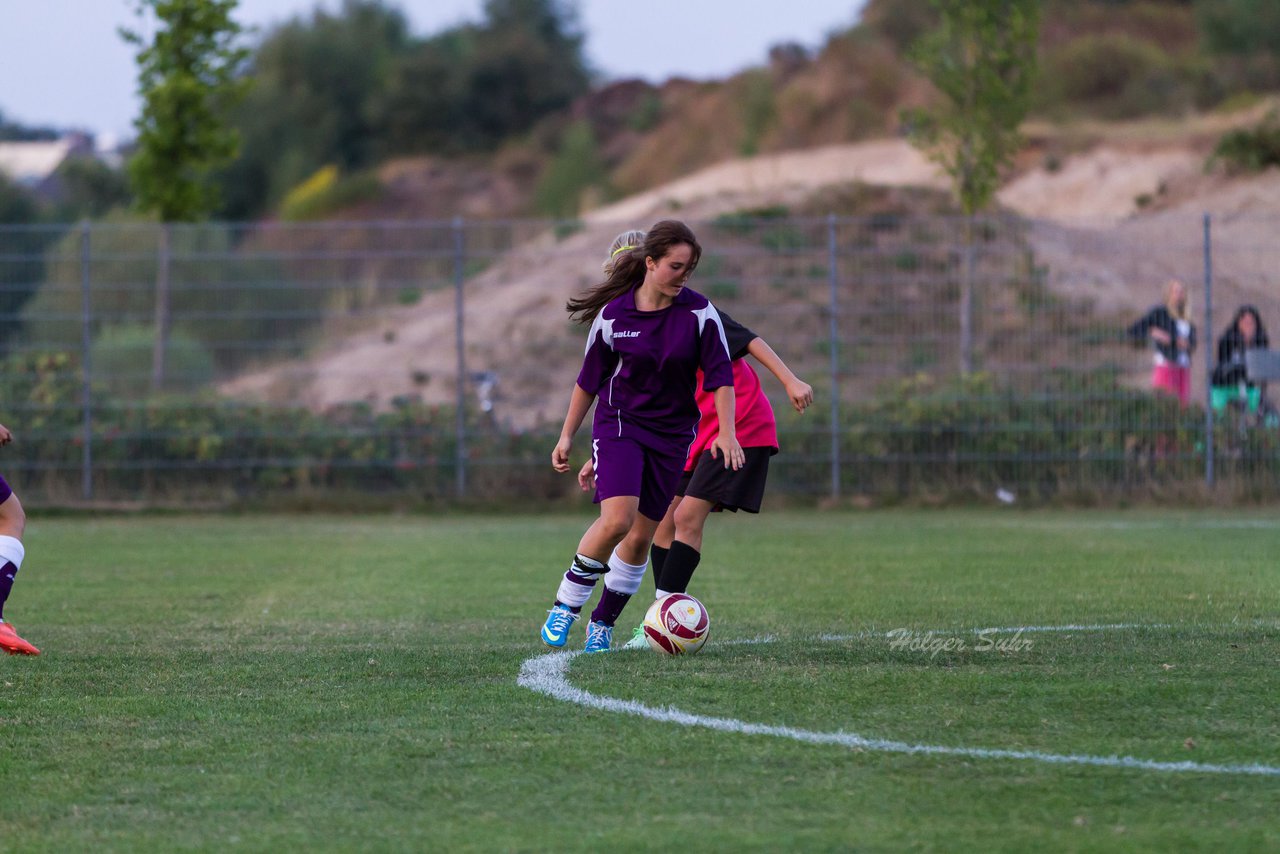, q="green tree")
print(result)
[121,0,250,389]
[1196,0,1280,57]
[0,175,46,355]
[0,110,59,142]
[49,158,134,220]
[903,0,1039,374]
[0,174,39,225]
[374,0,590,158]
[216,0,409,218]
[904,0,1039,216]
[122,0,250,222]
[374,30,472,155]
[465,0,591,141]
